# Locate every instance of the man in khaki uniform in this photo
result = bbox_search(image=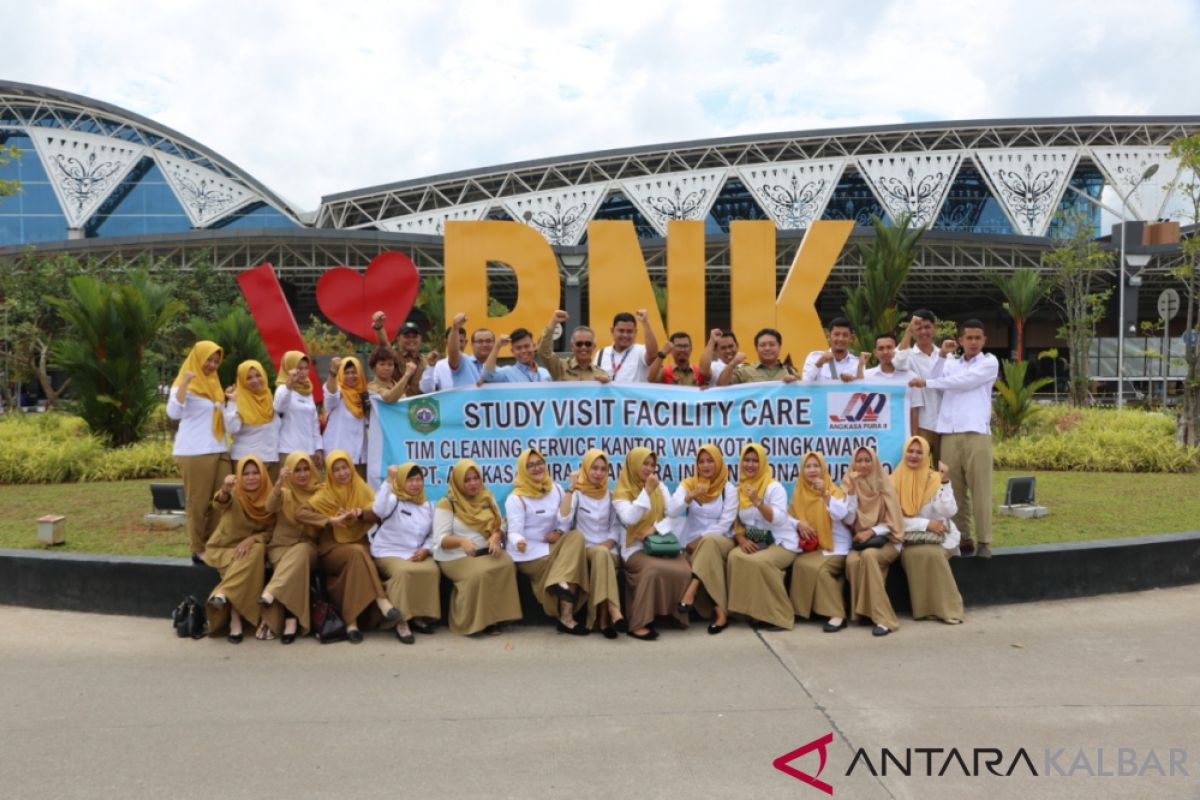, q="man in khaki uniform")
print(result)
[536,310,611,382]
